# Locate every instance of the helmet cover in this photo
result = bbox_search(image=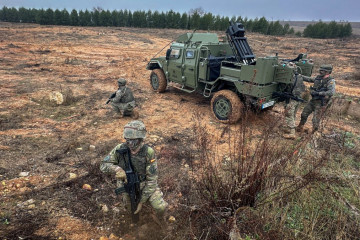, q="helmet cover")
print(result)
[123,120,146,139]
